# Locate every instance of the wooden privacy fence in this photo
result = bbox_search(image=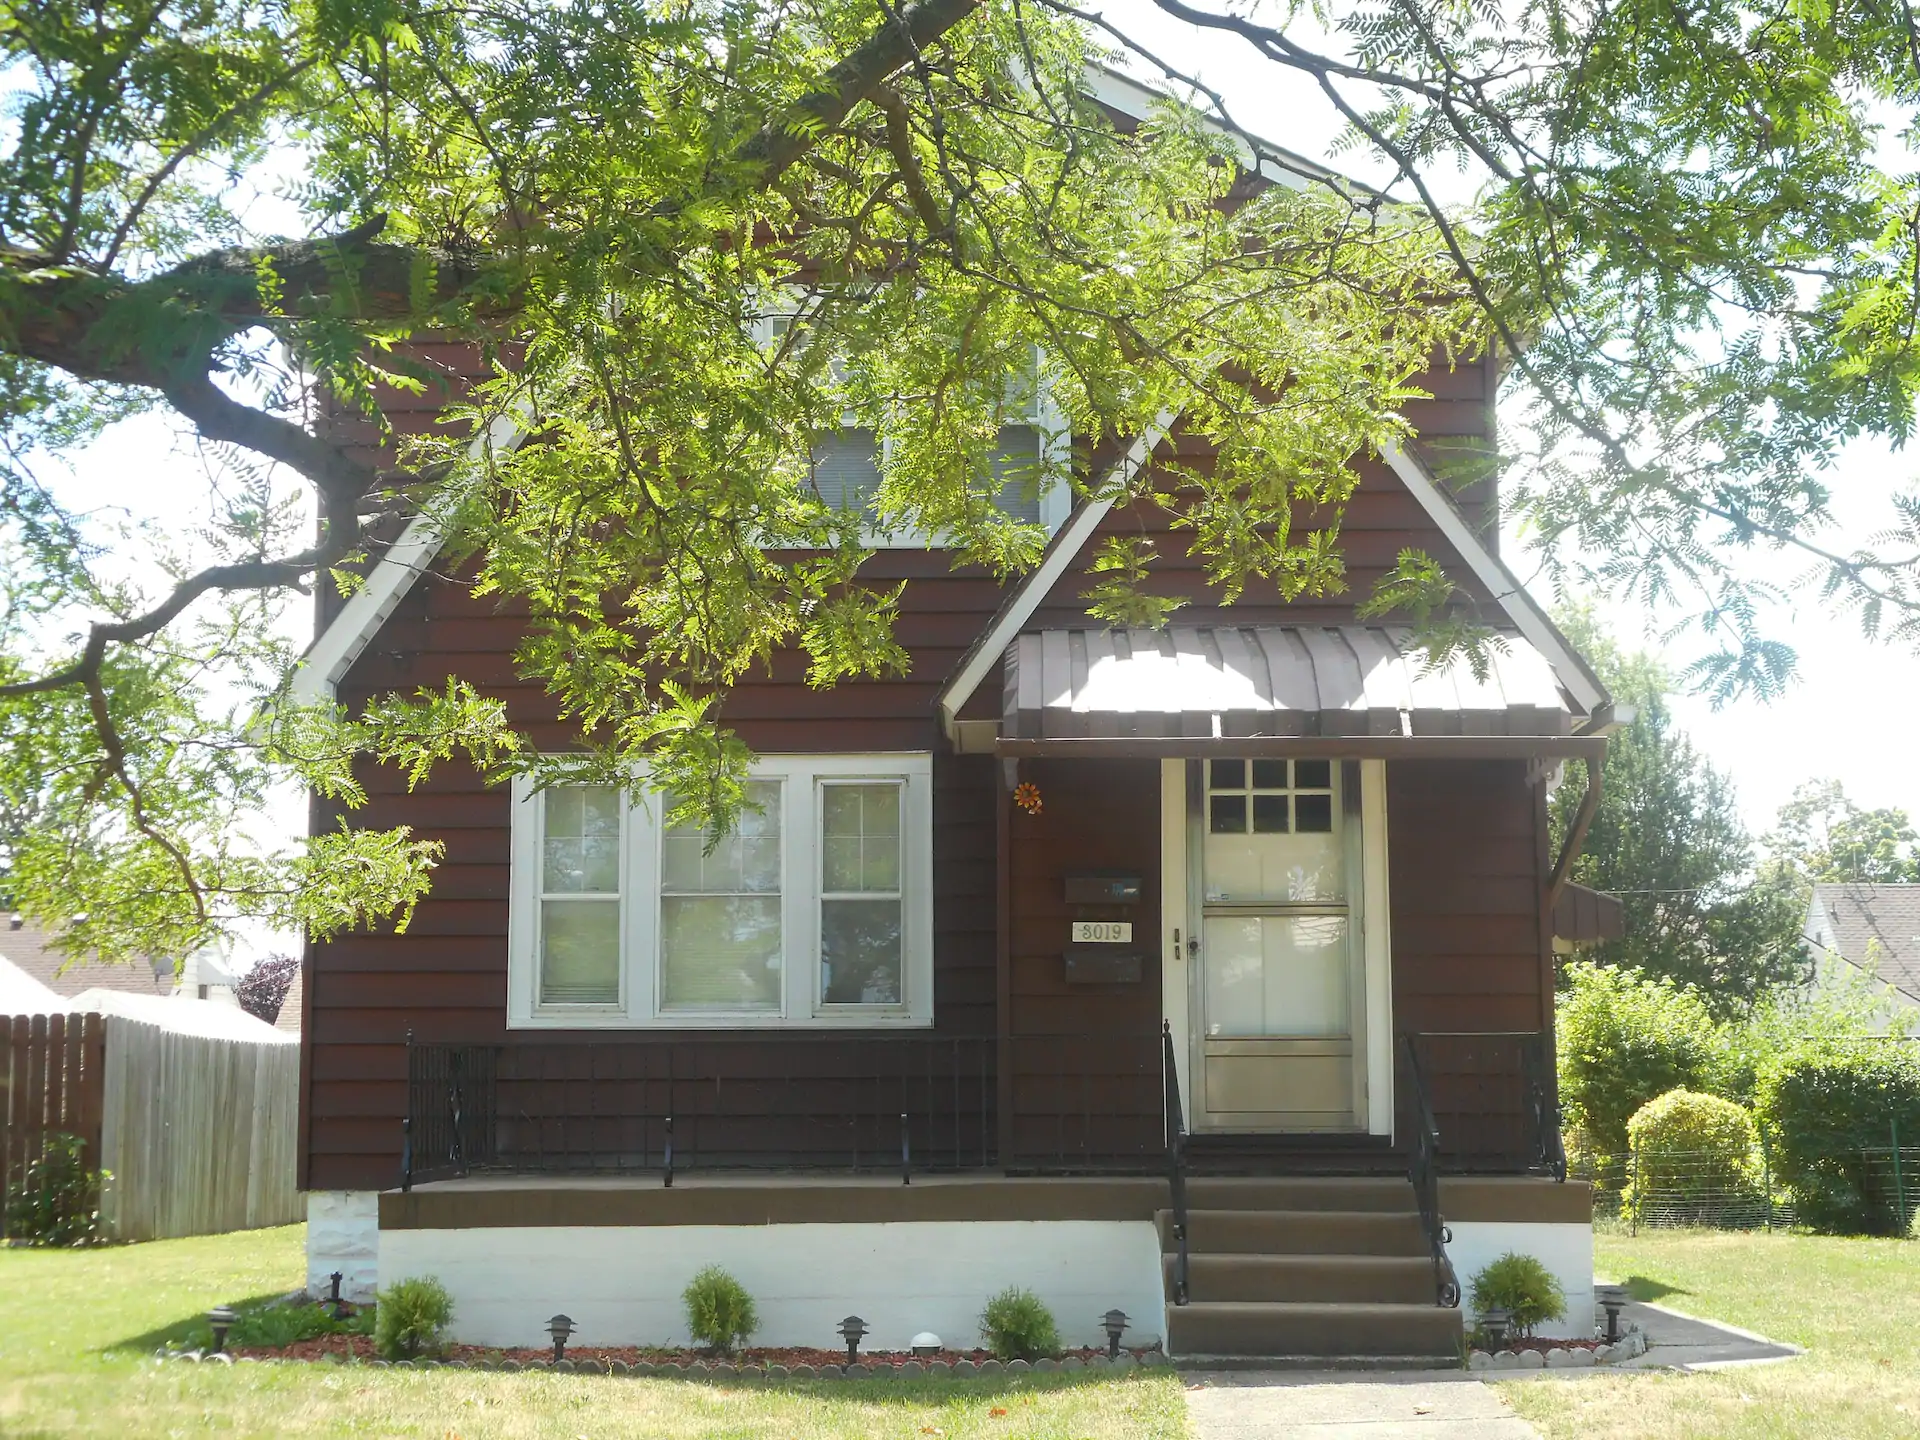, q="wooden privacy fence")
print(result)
[1,1012,299,1241]
[0,1014,107,1239]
